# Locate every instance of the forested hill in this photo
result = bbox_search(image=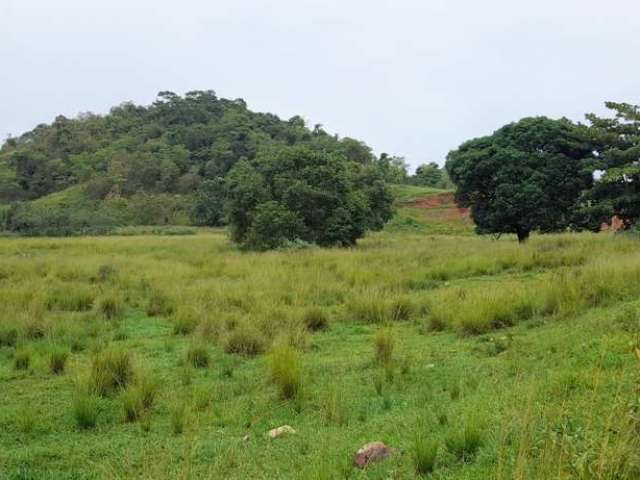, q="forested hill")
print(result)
[0,91,403,242]
[0,90,380,203]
